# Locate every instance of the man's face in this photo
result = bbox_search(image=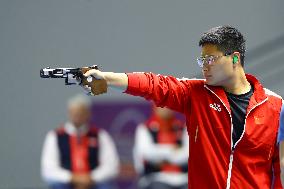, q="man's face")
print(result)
[201,44,234,86]
[68,104,90,128]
